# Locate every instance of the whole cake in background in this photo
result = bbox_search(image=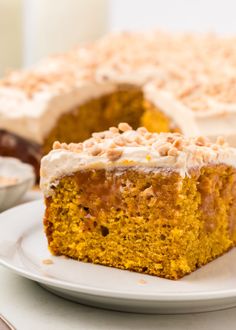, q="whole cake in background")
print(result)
[41,123,236,280]
[1,31,236,177]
